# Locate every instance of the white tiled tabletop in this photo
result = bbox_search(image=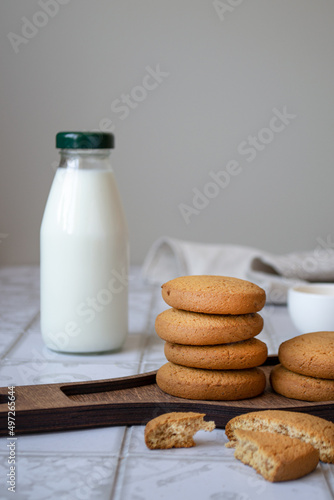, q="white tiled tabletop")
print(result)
[0,266,333,500]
